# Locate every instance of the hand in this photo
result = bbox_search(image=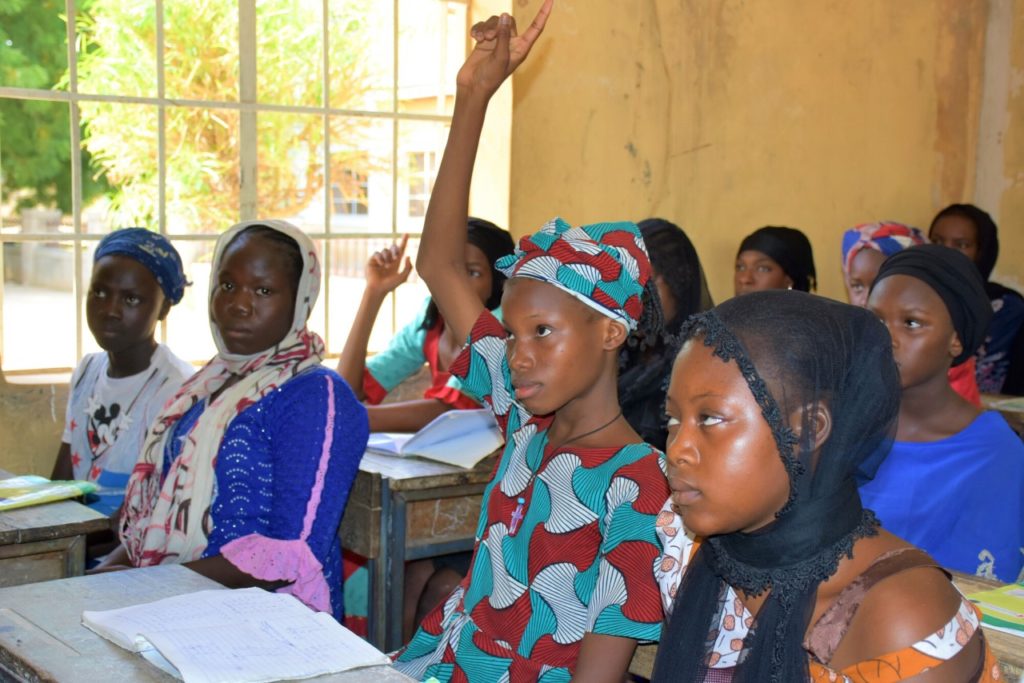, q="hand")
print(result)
[365,234,413,295]
[457,0,553,98]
